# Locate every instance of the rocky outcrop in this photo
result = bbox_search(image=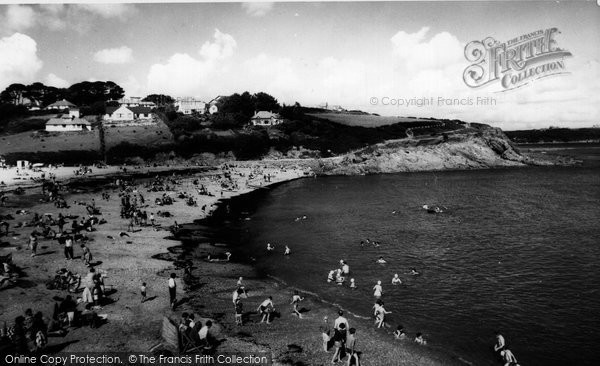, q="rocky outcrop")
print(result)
[308,124,561,175]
